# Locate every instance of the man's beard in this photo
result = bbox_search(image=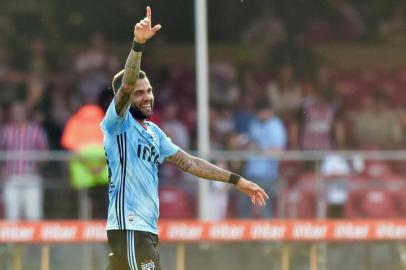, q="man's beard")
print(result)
[129,105,152,120]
